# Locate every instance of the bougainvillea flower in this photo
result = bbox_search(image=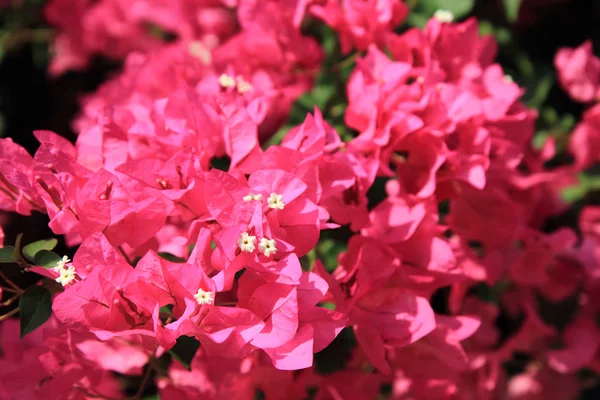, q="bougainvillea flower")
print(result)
[555,40,600,103]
